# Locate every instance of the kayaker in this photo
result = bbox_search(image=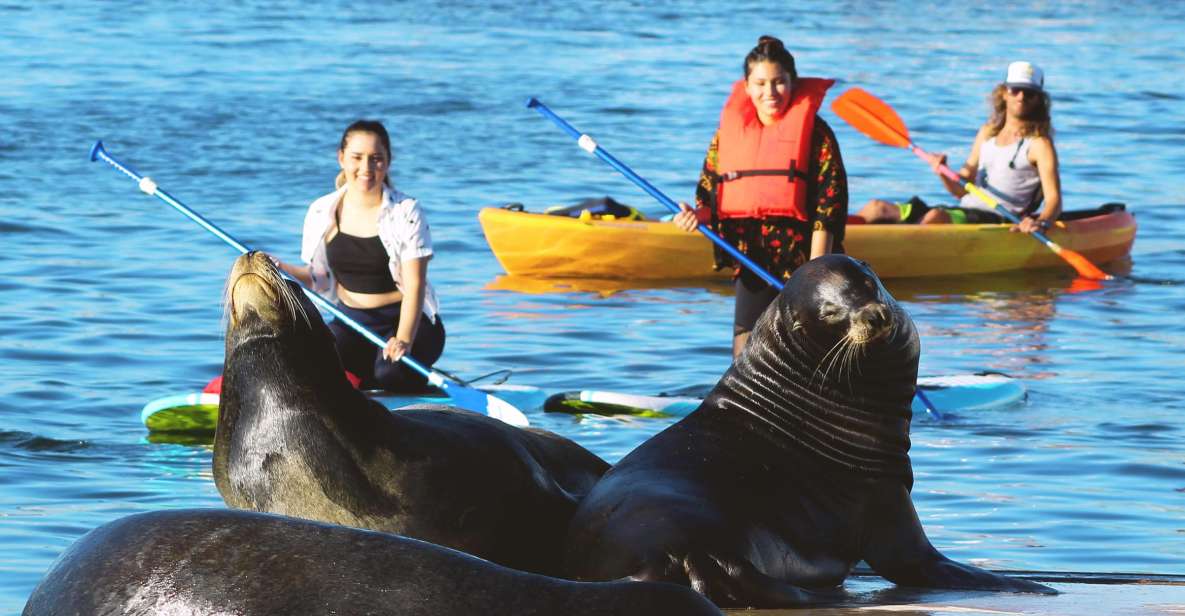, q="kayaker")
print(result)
[271,120,445,391]
[855,61,1062,235]
[673,35,849,357]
